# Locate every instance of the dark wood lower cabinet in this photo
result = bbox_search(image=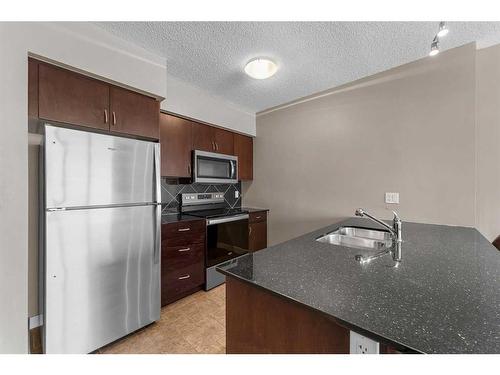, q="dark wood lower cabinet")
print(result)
[248,211,268,252]
[161,219,206,306]
[226,277,405,354]
[226,277,350,354]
